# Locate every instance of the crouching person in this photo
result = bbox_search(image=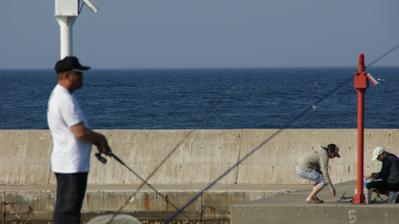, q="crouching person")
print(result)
[296,144,341,203]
